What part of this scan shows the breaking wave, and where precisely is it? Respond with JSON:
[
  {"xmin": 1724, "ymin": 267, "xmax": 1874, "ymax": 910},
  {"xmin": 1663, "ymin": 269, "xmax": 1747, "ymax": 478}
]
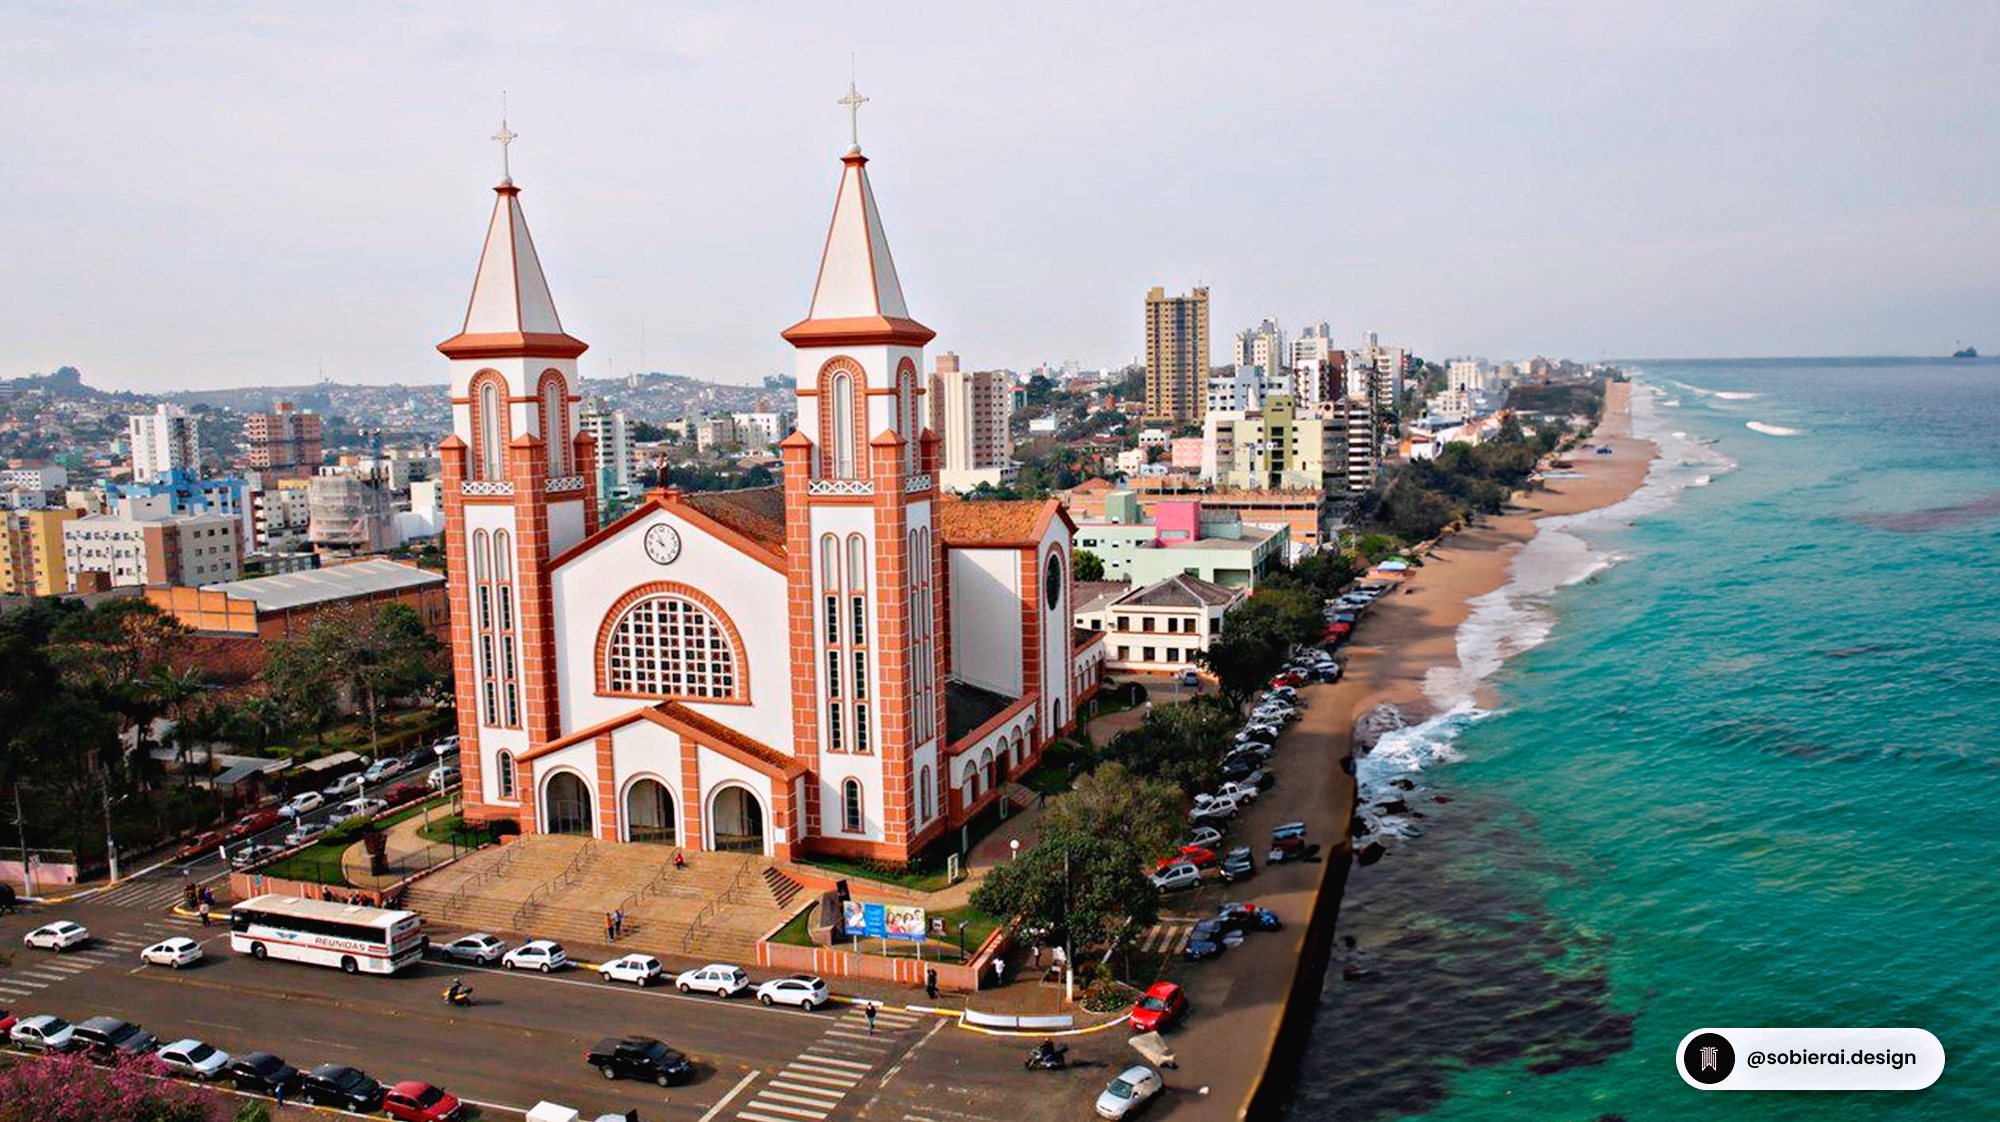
[{"xmin": 1746, "ymin": 421, "xmax": 1803, "ymax": 436}]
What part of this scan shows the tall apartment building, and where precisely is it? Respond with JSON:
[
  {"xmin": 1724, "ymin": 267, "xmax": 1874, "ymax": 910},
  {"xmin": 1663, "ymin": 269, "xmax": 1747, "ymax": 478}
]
[
  {"xmin": 1290, "ymin": 323, "xmax": 1345, "ymax": 409},
  {"xmin": 1203, "ymin": 395, "xmax": 1350, "ymax": 492},
  {"xmin": 1233, "ymin": 318, "xmax": 1286, "ymax": 384},
  {"xmin": 128, "ymin": 403, "xmax": 201, "ymax": 483},
  {"xmin": 929, "ymin": 351, "xmax": 1016, "ymax": 492},
  {"xmin": 1334, "ymin": 395, "xmax": 1379, "ymax": 492},
  {"xmin": 578, "ymin": 402, "xmax": 638, "ymax": 501},
  {"xmin": 1143, "ymin": 286, "xmax": 1211, "ymax": 425},
  {"xmin": 1204, "ymin": 365, "xmax": 1289, "ymax": 413},
  {"xmin": 1347, "ymin": 332, "xmax": 1408, "ymax": 411},
  {"xmin": 729, "ymin": 412, "xmax": 785, "ymax": 451},
  {"xmin": 1, "ymin": 507, "xmax": 82, "ymax": 595},
  {"xmin": 242, "ymin": 401, "xmax": 323, "ymax": 479},
  {"xmin": 62, "ymin": 509, "xmax": 241, "ymax": 589}
]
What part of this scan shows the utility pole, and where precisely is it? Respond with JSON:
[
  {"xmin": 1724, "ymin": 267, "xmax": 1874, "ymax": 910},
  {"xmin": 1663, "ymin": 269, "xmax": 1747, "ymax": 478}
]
[
  {"xmin": 14, "ymin": 786, "xmax": 33, "ymax": 897},
  {"xmin": 99, "ymin": 760, "xmax": 119, "ymax": 883},
  {"xmin": 1063, "ymin": 850, "xmax": 1074, "ymax": 1005}
]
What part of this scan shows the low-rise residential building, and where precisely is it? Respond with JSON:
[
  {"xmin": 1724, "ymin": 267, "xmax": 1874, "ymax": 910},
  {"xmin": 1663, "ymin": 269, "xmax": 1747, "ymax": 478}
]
[
  {"xmin": 1072, "ymin": 573, "xmax": 1245, "ymax": 676},
  {"xmin": 107, "ymin": 468, "xmax": 257, "ymax": 554},
  {"xmin": 1, "ymin": 507, "xmax": 82, "ymax": 595},
  {"xmin": 251, "ymin": 477, "xmax": 313, "ymax": 553},
  {"xmin": 1072, "ymin": 496, "xmax": 1287, "ymax": 589},
  {"xmin": 62, "ymin": 509, "xmax": 241, "ymax": 589},
  {"xmin": 0, "ymin": 466, "xmax": 69, "ymax": 510}
]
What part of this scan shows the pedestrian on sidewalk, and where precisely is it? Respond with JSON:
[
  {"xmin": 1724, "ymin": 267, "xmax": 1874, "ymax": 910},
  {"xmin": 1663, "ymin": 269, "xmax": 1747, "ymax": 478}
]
[
  {"xmin": 1032, "ymin": 944, "xmax": 1043, "ymax": 969},
  {"xmin": 992, "ymin": 956, "xmax": 1007, "ymax": 987},
  {"xmin": 925, "ymin": 969, "xmax": 939, "ymax": 1002},
  {"xmin": 1052, "ymin": 944, "xmax": 1067, "ymax": 976},
  {"xmin": 613, "ymin": 908, "xmax": 625, "ymax": 940},
  {"xmin": 864, "ymin": 1003, "xmax": 879, "ymax": 1034},
  {"xmin": 198, "ymin": 901, "xmax": 211, "ymax": 927},
  {"xmin": 605, "ymin": 911, "xmax": 616, "ymax": 941}
]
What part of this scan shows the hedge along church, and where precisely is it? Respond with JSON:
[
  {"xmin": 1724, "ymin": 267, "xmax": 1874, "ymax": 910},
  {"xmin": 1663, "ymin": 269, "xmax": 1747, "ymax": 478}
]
[{"xmin": 438, "ymin": 95, "xmax": 1105, "ymax": 864}]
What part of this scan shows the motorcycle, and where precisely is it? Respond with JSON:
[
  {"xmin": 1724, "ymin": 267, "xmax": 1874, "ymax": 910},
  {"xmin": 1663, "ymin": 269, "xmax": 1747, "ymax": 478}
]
[
  {"xmin": 443, "ymin": 985, "xmax": 474, "ymax": 1007},
  {"xmin": 1023, "ymin": 1042, "xmax": 1069, "ymax": 1071}
]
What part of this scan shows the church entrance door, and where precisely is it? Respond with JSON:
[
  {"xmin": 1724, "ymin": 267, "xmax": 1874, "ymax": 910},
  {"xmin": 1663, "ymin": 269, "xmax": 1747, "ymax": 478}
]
[
  {"xmin": 625, "ymin": 778, "xmax": 676, "ymax": 845},
  {"xmin": 544, "ymin": 771, "xmax": 594, "ymax": 836},
  {"xmin": 709, "ymin": 785, "xmax": 766, "ymax": 854}
]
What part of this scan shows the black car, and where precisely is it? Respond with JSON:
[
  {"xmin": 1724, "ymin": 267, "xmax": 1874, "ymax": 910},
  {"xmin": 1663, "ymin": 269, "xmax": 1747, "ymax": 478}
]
[
  {"xmin": 1220, "ymin": 756, "xmax": 1259, "ymax": 782},
  {"xmin": 587, "ymin": 1036, "xmax": 694, "ymax": 1086},
  {"xmin": 299, "ymin": 1063, "xmax": 385, "ymax": 1112},
  {"xmin": 228, "ymin": 1051, "xmax": 301, "ymax": 1096},
  {"xmin": 1218, "ymin": 847, "xmax": 1256, "ymax": 882},
  {"xmin": 1215, "ymin": 905, "xmax": 1284, "ymax": 933},
  {"xmin": 1181, "ymin": 933, "xmax": 1224, "ymax": 961},
  {"xmin": 71, "ymin": 1016, "xmax": 158, "ymax": 1063}
]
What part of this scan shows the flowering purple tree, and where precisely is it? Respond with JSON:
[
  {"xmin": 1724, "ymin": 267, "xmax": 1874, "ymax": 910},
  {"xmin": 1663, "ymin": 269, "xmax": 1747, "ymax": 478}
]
[{"xmin": 0, "ymin": 1052, "xmax": 223, "ymax": 1122}]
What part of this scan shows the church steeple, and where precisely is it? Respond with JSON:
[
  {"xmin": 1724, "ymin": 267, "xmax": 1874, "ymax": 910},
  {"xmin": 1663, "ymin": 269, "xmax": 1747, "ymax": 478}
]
[
  {"xmin": 781, "ymin": 88, "xmax": 934, "ymax": 350},
  {"xmin": 438, "ymin": 132, "xmax": 587, "ymax": 362}
]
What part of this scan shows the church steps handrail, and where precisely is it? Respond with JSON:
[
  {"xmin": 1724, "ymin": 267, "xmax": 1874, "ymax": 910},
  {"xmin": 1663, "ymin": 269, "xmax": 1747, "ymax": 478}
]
[{"xmin": 511, "ymin": 838, "xmax": 599, "ymax": 931}]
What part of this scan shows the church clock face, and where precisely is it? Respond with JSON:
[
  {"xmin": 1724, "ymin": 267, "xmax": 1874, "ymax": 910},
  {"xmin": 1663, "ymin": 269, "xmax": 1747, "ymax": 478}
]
[{"xmin": 644, "ymin": 524, "xmax": 682, "ymax": 565}]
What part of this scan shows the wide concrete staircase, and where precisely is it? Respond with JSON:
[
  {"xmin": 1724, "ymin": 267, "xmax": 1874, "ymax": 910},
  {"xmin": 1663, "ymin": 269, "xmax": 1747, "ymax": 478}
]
[{"xmin": 404, "ymin": 835, "xmax": 808, "ymax": 963}]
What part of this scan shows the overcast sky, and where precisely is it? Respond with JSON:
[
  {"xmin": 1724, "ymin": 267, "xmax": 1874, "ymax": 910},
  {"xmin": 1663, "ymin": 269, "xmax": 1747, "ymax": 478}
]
[{"xmin": 4, "ymin": 2, "xmax": 1996, "ymax": 391}]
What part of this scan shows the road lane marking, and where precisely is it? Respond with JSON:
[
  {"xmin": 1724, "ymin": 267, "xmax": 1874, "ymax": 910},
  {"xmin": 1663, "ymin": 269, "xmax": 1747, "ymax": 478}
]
[
  {"xmin": 737, "ymin": 1103, "xmax": 826, "ymax": 1120},
  {"xmin": 187, "ymin": 1019, "xmax": 242, "ymax": 1032},
  {"xmin": 774, "ymin": 1068, "xmax": 857, "ymax": 1087},
  {"xmin": 878, "ymin": 1017, "xmax": 947, "ymax": 1088},
  {"xmin": 757, "ymin": 1090, "xmax": 841, "ymax": 1108},
  {"xmin": 740, "ymin": 1112, "xmax": 813, "ymax": 1122},
  {"xmin": 767, "ymin": 1080, "xmax": 845, "ymax": 1099},
  {"xmin": 792, "ymin": 1054, "xmax": 870, "ymax": 1070},
  {"xmin": 297, "ymin": 1035, "xmax": 356, "ymax": 1051},
  {"xmin": 696, "ymin": 1069, "xmax": 759, "ymax": 1122}
]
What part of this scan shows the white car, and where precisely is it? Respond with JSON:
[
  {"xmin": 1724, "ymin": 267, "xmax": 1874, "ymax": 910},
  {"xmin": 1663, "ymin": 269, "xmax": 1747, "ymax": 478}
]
[
  {"xmin": 336, "ymin": 797, "xmax": 388, "ymax": 820},
  {"xmin": 1183, "ymin": 825, "xmax": 1223, "ymax": 850},
  {"xmin": 278, "ymin": 791, "xmax": 324, "ymax": 818},
  {"xmin": 755, "ymin": 974, "xmax": 829, "ymax": 1010},
  {"xmin": 1096, "ymin": 1065, "xmax": 1163, "ymax": 1119},
  {"xmin": 10, "ymin": 1014, "xmax": 75, "ymax": 1052},
  {"xmin": 1192, "ymin": 792, "xmax": 1241, "ymax": 815},
  {"xmin": 1216, "ymin": 780, "xmax": 1260, "ymax": 805},
  {"xmin": 363, "ymin": 757, "xmax": 404, "ymax": 784},
  {"xmin": 321, "ymin": 773, "xmax": 366, "ymax": 800},
  {"xmin": 228, "ymin": 843, "xmax": 281, "ymax": 869},
  {"xmin": 502, "ymin": 940, "xmax": 567, "ymax": 973},
  {"xmin": 23, "ymin": 921, "xmax": 88, "ymax": 951},
  {"xmin": 1151, "ymin": 862, "xmax": 1202, "ymax": 892},
  {"xmin": 600, "ymin": 954, "xmax": 664, "ymax": 987},
  {"xmin": 438, "ymin": 933, "xmax": 505, "ymax": 965},
  {"xmin": 425, "ymin": 765, "xmax": 461, "ymax": 790},
  {"xmin": 156, "ymin": 1038, "xmax": 231, "ymax": 1080},
  {"xmin": 140, "ymin": 936, "xmax": 204, "ymax": 969},
  {"xmin": 283, "ymin": 820, "xmax": 329, "ymax": 847},
  {"xmin": 675, "ymin": 963, "xmax": 751, "ymax": 997}
]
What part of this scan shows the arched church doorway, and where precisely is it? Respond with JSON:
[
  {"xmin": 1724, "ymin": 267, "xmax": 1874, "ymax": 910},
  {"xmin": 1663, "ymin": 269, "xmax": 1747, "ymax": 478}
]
[
  {"xmin": 709, "ymin": 785, "xmax": 767, "ymax": 854},
  {"xmin": 543, "ymin": 771, "xmax": 594, "ymax": 836},
  {"xmin": 624, "ymin": 778, "xmax": 676, "ymax": 845}
]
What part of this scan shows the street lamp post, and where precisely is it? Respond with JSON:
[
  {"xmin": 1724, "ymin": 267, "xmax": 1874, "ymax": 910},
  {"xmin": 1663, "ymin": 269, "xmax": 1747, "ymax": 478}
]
[{"xmin": 1009, "ymin": 839, "xmax": 1020, "ymax": 862}]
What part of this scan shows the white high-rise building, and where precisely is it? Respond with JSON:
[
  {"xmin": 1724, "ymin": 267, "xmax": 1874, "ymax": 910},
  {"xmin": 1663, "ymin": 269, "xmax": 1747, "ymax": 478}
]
[
  {"xmin": 579, "ymin": 402, "xmax": 638, "ymax": 501},
  {"xmin": 1347, "ymin": 333, "xmax": 1407, "ymax": 411},
  {"xmin": 1448, "ymin": 359, "xmax": 1495, "ymax": 394},
  {"xmin": 1205, "ymin": 365, "xmax": 1289, "ymax": 414},
  {"xmin": 929, "ymin": 352, "xmax": 1016, "ymax": 492},
  {"xmin": 128, "ymin": 403, "xmax": 201, "ymax": 483},
  {"xmin": 1233, "ymin": 317, "xmax": 1286, "ymax": 386},
  {"xmin": 1290, "ymin": 323, "xmax": 1341, "ymax": 409}
]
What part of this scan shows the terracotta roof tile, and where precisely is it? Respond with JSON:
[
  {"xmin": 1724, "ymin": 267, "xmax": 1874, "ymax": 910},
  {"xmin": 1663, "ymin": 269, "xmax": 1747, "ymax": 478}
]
[
  {"xmin": 680, "ymin": 487, "xmax": 788, "ymax": 555},
  {"xmin": 936, "ymin": 497, "xmax": 1055, "ymax": 546}
]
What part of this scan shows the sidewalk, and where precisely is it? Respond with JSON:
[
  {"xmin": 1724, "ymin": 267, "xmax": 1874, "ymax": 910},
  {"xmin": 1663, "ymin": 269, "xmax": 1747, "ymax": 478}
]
[{"xmin": 340, "ymin": 811, "xmax": 451, "ymax": 889}]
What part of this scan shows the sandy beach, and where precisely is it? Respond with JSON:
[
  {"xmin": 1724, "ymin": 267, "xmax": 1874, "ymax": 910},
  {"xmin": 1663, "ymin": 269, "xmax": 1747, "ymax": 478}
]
[{"xmin": 1336, "ymin": 380, "xmax": 1656, "ymax": 733}]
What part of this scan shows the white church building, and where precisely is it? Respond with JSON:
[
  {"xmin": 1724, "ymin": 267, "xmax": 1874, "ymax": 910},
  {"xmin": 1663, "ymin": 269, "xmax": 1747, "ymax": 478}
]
[{"xmin": 438, "ymin": 114, "xmax": 1106, "ymax": 864}]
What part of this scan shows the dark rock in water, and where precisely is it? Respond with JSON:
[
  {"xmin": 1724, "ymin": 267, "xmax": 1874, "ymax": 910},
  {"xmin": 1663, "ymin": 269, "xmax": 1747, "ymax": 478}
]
[
  {"xmin": 1357, "ymin": 841, "xmax": 1387, "ymax": 866},
  {"xmin": 1339, "ymin": 756, "xmax": 1356, "ymax": 776},
  {"xmin": 1375, "ymin": 798, "xmax": 1409, "ymax": 815},
  {"xmin": 1390, "ymin": 778, "xmax": 1416, "ymax": 791},
  {"xmin": 1432, "ymin": 795, "xmax": 1453, "ymax": 804},
  {"xmin": 1464, "ymin": 1038, "xmax": 1528, "ymax": 1065},
  {"xmin": 1411, "ymin": 811, "xmax": 1426, "ymax": 819}
]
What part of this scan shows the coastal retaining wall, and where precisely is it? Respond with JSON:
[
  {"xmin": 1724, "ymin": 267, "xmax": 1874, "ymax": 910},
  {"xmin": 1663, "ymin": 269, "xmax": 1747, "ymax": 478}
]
[{"xmin": 1241, "ymin": 849, "xmax": 1353, "ymax": 1120}]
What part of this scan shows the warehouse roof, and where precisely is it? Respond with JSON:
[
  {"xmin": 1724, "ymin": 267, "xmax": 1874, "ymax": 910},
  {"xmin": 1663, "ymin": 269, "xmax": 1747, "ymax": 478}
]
[{"xmin": 203, "ymin": 559, "xmax": 442, "ymax": 612}]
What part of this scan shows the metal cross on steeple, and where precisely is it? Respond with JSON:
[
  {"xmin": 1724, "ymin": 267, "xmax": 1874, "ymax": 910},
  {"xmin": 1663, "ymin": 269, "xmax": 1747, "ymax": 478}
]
[
  {"xmin": 838, "ymin": 79, "xmax": 869, "ymax": 153},
  {"xmin": 492, "ymin": 95, "xmax": 518, "ymax": 184}
]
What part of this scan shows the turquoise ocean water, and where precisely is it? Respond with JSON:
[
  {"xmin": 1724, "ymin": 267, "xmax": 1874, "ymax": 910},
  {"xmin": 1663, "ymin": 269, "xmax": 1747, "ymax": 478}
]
[{"xmin": 1284, "ymin": 358, "xmax": 2000, "ymax": 1121}]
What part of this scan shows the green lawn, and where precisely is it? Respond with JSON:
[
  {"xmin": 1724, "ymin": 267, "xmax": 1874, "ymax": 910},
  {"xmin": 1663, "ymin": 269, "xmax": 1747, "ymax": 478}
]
[
  {"xmin": 258, "ymin": 795, "xmax": 457, "ymax": 886},
  {"xmin": 792, "ymin": 854, "xmax": 954, "ymax": 894}
]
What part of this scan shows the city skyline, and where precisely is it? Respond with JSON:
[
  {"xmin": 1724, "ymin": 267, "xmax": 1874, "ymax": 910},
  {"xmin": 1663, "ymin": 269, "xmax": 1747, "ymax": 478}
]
[{"xmin": 5, "ymin": 2, "xmax": 1996, "ymax": 391}]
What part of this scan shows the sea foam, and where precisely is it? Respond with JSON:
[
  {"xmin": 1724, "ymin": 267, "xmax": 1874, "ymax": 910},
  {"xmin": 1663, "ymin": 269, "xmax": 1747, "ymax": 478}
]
[{"xmin": 1746, "ymin": 421, "xmax": 1804, "ymax": 436}]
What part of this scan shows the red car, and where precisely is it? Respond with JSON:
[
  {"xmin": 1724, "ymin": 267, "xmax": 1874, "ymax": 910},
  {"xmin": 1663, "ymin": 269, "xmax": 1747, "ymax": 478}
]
[
  {"xmin": 225, "ymin": 809, "xmax": 281, "ymax": 840},
  {"xmin": 1154, "ymin": 845, "xmax": 1218, "ymax": 871},
  {"xmin": 176, "ymin": 830, "xmax": 226, "ymax": 860},
  {"xmin": 383, "ymin": 1080, "xmax": 465, "ymax": 1122},
  {"xmin": 1269, "ymin": 672, "xmax": 1304, "ymax": 688},
  {"xmin": 0, "ymin": 1010, "xmax": 16, "ymax": 1037},
  {"xmin": 1128, "ymin": 981, "xmax": 1189, "ymax": 1032},
  {"xmin": 383, "ymin": 782, "xmax": 428, "ymax": 807}
]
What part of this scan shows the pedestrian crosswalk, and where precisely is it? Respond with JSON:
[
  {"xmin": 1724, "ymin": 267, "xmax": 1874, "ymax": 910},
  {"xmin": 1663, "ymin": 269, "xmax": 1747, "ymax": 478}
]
[
  {"xmin": 0, "ymin": 920, "xmax": 190, "ymax": 1004},
  {"xmin": 90, "ymin": 875, "xmax": 197, "ymax": 911},
  {"xmin": 734, "ymin": 1004, "xmax": 925, "ymax": 1122},
  {"xmin": 1136, "ymin": 917, "xmax": 1194, "ymax": 955}
]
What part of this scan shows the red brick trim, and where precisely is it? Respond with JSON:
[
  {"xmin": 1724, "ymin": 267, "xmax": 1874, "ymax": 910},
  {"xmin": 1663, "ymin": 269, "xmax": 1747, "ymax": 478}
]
[{"xmin": 592, "ymin": 580, "xmax": 751, "ymax": 705}]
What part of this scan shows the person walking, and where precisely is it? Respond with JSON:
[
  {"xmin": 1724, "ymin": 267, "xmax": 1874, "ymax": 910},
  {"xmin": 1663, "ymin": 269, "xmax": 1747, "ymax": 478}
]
[
  {"xmin": 198, "ymin": 901, "xmax": 211, "ymax": 927},
  {"xmin": 605, "ymin": 911, "xmax": 616, "ymax": 942},
  {"xmin": 992, "ymin": 956, "xmax": 1007, "ymax": 987},
  {"xmin": 864, "ymin": 1003, "xmax": 879, "ymax": 1034},
  {"xmin": 924, "ymin": 969, "xmax": 939, "ymax": 1002},
  {"xmin": 613, "ymin": 909, "xmax": 626, "ymax": 940}
]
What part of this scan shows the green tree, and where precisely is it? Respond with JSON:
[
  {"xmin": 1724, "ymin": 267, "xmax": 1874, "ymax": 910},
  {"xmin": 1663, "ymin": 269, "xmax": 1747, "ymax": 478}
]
[
  {"xmin": 1038, "ymin": 763, "xmax": 1184, "ymax": 863},
  {"xmin": 1071, "ymin": 549, "xmax": 1105, "ymax": 583},
  {"xmin": 970, "ymin": 828, "xmax": 1158, "ymax": 952},
  {"xmin": 1101, "ymin": 697, "xmax": 1238, "ymax": 796}
]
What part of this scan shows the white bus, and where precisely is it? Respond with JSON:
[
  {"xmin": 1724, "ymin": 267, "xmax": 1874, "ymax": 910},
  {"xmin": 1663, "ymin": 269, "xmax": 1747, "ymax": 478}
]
[{"xmin": 229, "ymin": 894, "xmax": 426, "ymax": 975}]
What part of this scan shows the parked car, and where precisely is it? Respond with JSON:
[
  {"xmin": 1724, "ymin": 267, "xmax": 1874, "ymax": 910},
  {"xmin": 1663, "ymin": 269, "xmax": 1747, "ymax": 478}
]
[
  {"xmin": 1177, "ymin": 669, "xmax": 1200, "ymax": 687},
  {"xmin": 1215, "ymin": 781, "xmax": 1260, "ymax": 805},
  {"xmin": 10, "ymin": 1014, "xmax": 75, "ymax": 1052},
  {"xmin": 156, "ymin": 1038, "xmax": 231, "ymax": 1080},
  {"xmin": 382, "ymin": 782, "xmax": 429, "ymax": 807},
  {"xmin": 363, "ymin": 757, "xmax": 405, "ymax": 784},
  {"xmin": 298, "ymin": 1063, "xmax": 386, "ymax": 1112},
  {"xmin": 426, "ymin": 765, "xmax": 461, "ymax": 790},
  {"xmin": 1188, "ymin": 918, "xmax": 1243, "ymax": 951},
  {"xmin": 175, "ymin": 830, "xmax": 226, "ymax": 861},
  {"xmin": 71, "ymin": 1016, "xmax": 158, "ymax": 1063},
  {"xmin": 600, "ymin": 954, "xmax": 664, "ymax": 987},
  {"xmin": 1220, "ymin": 756, "xmax": 1260, "ymax": 784},
  {"xmin": 229, "ymin": 843, "xmax": 282, "ymax": 869},
  {"xmin": 675, "ymin": 963, "xmax": 750, "ymax": 997},
  {"xmin": 23, "ymin": 921, "xmax": 88, "ymax": 951},
  {"xmin": 1154, "ymin": 845, "xmax": 1217, "ymax": 870},
  {"xmin": 755, "ymin": 974, "xmax": 829, "ymax": 1010},
  {"xmin": 0, "ymin": 1010, "xmax": 14, "ymax": 1038},
  {"xmin": 283, "ymin": 820, "xmax": 330, "ymax": 847},
  {"xmin": 1127, "ymin": 981, "xmax": 1190, "ymax": 1032},
  {"xmin": 1096, "ymin": 1065, "xmax": 1164, "ymax": 1120},
  {"xmin": 1188, "ymin": 803, "xmax": 1234, "ymax": 827},
  {"xmin": 278, "ymin": 792, "xmax": 324, "ymax": 818},
  {"xmin": 140, "ymin": 936, "xmax": 204, "ymax": 969},
  {"xmin": 438, "ymin": 933, "xmax": 505, "ymax": 965},
  {"xmin": 502, "ymin": 940, "xmax": 567, "ymax": 973},
  {"xmin": 225, "ymin": 808, "xmax": 281, "ymax": 840},
  {"xmin": 322, "ymin": 772, "xmax": 367, "ymax": 800},
  {"xmin": 1268, "ymin": 835, "xmax": 1310, "ymax": 864},
  {"xmin": 585, "ymin": 1036, "xmax": 694, "ymax": 1086},
  {"xmin": 1269, "ymin": 672, "xmax": 1304, "ymax": 688},
  {"xmin": 383, "ymin": 1079, "xmax": 467, "ymax": 1122},
  {"xmin": 1150, "ymin": 862, "xmax": 1201, "ymax": 893},
  {"xmin": 336, "ymin": 797, "xmax": 389, "ymax": 820},
  {"xmin": 1181, "ymin": 929, "xmax": 1225, "ymax": 961},
  {"xmin": 1181, "ymin": 825, "xmax": 1223, "ymax": 850},
  {"xmin": 1192, "ymin": 792, "xmax": 1242, "ymax": 816},
  {"xmin": 1215, "ymin": 903, "xmax": 1284, "ymax": 932},
  {"xmin": 1218, "ymin": 847, "xmax": 1256, "ymax": 882},
  {"xmin": 227, "ymin": 1051, "xmax": 301, "ymax": 1096}
]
